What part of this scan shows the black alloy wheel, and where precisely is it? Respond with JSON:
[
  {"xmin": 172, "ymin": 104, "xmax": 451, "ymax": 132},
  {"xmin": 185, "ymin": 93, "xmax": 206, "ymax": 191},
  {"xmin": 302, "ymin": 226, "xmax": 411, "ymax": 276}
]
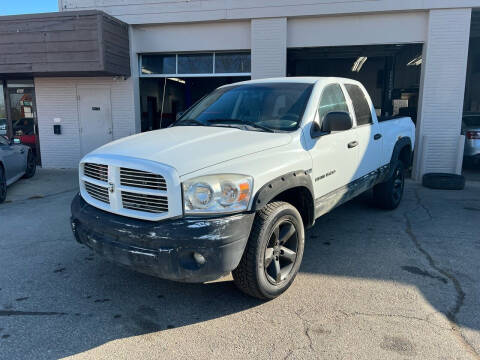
[
  {"xmin": 373, "ymin": 160, "xmax": 405, "ymax": 210},
  {"xmin": 232, "ymin": 201, "xmax": 305, "ymax": 300},
  {"xmin": 0, "ymin": 167, "xmax": 6, "ymax": 204},
  {"xmin": 264, "ymin": 219, "xmax": 299, "ymax": 284},
  {"xmin": 392, "ymin": 165, "xmax": 405, "ymax": 205},
  {"xmin": 23, "ymin": 151, "xmax": 36, "ymax": 179}
]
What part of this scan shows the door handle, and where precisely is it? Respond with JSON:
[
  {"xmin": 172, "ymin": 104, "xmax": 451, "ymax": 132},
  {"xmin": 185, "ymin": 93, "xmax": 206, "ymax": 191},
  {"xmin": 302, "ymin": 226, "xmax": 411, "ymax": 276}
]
[
  {"xmin": 374, "ymin": 133, "xmax": 382, "ymax": 140},
  {"xmin": 348, "ymin": 141, "xmax": 359, "ymax": 149},
  {"xmin": 20, "ymin": 149, "xmax": 25, "ymax": 154}
]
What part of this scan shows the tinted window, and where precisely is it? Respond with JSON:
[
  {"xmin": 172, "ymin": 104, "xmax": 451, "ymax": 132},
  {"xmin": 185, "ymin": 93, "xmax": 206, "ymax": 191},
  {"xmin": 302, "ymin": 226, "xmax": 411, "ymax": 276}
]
[
  {"xmin": 141, "ymin": 54, "xmax": 176, "ymax": 75},
  {"xmin": 463, "ymin": 116, "xmax": 480, "ymax": 127},
  {"xmin": 345, "ymin": 84, "xmax": 372, "ymax": 126},
  {"xmin": 215, "ymin": 52, "xmax": 251, "ymax": 73},
  {"xmin": 318, "ymin": 84, "xmax": 349, "ymax": 125},
  {"xmin": 177, "ymin": 83, "xmax": 313, "ymax": 132},
  {"xmin": 178, "ymin": 53, "xmax": 213, "ymax": 74}
]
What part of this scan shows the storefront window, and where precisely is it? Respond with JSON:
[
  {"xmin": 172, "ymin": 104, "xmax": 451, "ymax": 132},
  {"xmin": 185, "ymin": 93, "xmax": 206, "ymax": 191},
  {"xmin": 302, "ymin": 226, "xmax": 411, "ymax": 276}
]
[
  {"xmin": 140, "ymin": 52, "xmax": 251, "ymax": 76},
  {"xmin": 178, "ymin": 53, "xmax": 213, "ymax": 74},
  {"xmin": 0, "ymin": 84, "xmax": 6, "ymax": 136},
  {"xmin": 141, "ymin": 54, "xmax": 176, "ymax": 75},
  {"xmin": 215, "ymin": 52, "xmax": 251, "ymax": 73}
]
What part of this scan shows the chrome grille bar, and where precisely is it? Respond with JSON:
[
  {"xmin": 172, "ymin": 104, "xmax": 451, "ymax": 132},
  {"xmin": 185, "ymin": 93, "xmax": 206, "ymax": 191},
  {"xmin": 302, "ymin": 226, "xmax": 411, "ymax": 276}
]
[
  {"xmin": 84, "ymin": 163, "xmax": 108, "ymax": 182},
  {"xmin": 121, "ymin": 191, "xmax": 168, "ymax": 213},
  {"xmin": 85, "ymin": 181, "xmax": 109, "ymax": 204},
  {"xmin": 120, "ymin": 168, "xmax": 167, "ymax": 191}
]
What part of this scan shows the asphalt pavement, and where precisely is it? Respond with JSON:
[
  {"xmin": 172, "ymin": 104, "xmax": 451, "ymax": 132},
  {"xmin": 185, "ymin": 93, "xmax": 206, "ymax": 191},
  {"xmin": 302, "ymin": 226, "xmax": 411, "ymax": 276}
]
[{"xmin": 0, "ymin": 169, "xmax": 479, "ymax": 359}]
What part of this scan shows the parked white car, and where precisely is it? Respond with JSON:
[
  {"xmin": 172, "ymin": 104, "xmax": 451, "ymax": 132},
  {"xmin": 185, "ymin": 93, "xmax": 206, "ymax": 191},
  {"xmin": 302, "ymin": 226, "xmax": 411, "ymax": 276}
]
[
  {"xmin": 0, "ymin": 136, "xmax": 36, "ymax": 203},
  {"xmin": 71, "ymin": 77, "xmax": 415, "ymax": 299}
]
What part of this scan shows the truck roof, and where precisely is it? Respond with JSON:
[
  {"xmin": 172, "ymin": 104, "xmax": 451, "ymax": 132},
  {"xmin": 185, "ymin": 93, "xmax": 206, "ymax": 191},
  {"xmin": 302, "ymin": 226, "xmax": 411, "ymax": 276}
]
[{"xmin": 219, "ymin": 76, "xmax": 362, "ymax": 88}]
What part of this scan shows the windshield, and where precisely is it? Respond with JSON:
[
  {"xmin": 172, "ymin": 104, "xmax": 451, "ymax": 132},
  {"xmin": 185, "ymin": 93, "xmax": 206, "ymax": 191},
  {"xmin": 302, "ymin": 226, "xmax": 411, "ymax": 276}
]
[
  {"xmin": 175, "ymin": 82, "xmax": 313, "ymax": 132},
  {"xmin": 463, "ymin": 115, "xmax": 480, "ymax": 127}
]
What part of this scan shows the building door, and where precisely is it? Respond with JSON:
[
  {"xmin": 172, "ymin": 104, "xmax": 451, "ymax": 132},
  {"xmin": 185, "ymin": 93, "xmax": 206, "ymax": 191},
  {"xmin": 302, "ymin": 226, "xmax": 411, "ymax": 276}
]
[{"xmin": 78, "ymin": 87, "xmax": 112, "ymax": 156}]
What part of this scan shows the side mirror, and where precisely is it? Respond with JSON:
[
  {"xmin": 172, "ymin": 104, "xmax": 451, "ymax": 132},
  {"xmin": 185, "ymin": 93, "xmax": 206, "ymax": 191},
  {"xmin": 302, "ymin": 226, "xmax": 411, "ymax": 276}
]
[{"xmin": 322, "ymin": 112, "xmax": 353, "ymax": 132}]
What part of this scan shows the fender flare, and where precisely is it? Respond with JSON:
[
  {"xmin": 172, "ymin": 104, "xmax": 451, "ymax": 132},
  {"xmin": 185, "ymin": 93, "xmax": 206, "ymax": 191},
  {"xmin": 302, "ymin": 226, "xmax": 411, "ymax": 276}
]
[
  {"xmin": 386, "ymin": 137, "xmax": 412, "ymax": 178},
  {"xmin": 251, "ymin": 170, "xmax": 315, "ymax": 226}
]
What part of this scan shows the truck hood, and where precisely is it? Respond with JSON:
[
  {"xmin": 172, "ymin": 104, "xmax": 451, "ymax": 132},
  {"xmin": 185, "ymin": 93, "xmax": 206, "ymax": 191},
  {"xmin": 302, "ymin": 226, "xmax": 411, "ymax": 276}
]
[{"xmin": 90, "ymin": 126, "xmax": 292, "ymax": 176}]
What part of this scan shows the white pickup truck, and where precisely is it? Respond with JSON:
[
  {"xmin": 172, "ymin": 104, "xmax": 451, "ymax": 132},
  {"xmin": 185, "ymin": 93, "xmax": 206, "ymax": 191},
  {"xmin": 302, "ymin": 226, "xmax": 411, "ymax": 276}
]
[{"xmin": 71, "ymin": 77, "xmax": 415, "ymax": 299}]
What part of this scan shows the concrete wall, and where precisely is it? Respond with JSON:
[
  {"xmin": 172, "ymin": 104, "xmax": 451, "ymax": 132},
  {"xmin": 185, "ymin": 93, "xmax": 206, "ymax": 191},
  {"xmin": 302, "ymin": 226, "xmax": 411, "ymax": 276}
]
[
  {"xmin": 59, "ymin": 0, "xmax": 480, "ymax": 24},
  {"xmin": 287, "ymin": 12, "xmax": 427, "ymax": 47},
  {"xmin": 251, "ymin": 18, "xmax": 286, "ymax": 79},
  {"xmin": 35, "ymin": 77, "xmax": 136, "ymax": 168},
  {"xmin": 413, "ymin": 8, "xmax": 472, "ymax": 178}
]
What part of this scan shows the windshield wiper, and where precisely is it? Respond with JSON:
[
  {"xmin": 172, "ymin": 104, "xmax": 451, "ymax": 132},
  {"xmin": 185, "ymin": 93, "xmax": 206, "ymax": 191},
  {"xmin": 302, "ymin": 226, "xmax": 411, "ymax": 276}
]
[
  {"xmin": 173, "ymin": 119, "xmax": 205, "ymax": 127},
  {"xmin": 206, "ymin": 119, "xmax": 275, "ymax": 133}
]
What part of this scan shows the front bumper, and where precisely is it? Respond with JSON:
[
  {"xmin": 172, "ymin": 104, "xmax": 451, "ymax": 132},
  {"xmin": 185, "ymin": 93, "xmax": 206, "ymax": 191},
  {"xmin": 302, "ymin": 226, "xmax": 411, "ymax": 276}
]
[{"xmin": 70, "ymin": 194, "xmax": 255, "ymax": 283}]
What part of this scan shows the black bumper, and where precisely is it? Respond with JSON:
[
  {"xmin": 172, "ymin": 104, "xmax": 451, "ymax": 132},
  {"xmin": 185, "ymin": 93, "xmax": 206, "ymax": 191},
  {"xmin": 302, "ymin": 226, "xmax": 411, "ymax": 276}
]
[{"xmin": 70, "ymin": 194, "xmax": 255, "ymax": 283}]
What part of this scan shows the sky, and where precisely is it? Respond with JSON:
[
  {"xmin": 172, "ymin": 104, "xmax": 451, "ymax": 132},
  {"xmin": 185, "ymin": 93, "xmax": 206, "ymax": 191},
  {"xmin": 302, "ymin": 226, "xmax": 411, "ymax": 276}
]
[{"xmin": 0, "ymin": 0, "xmax": 59, "ymax": 16}]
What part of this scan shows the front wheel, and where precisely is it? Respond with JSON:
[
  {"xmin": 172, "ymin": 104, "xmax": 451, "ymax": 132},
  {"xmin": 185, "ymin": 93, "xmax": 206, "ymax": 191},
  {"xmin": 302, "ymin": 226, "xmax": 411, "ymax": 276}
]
[
  {"xmin": 0, "ymin": 166, "xmax": 7, "ymax": 204},
  {"xmin": 23, "ymin": 151, "xmax": 36, "ymax": 179},
  {"xmin": 373, "ymin": 161, "xmax": 405, "ymax": 210},
  {"xmin": 232, "ymin": 201, "xmax": 305, "ymax": 300}
]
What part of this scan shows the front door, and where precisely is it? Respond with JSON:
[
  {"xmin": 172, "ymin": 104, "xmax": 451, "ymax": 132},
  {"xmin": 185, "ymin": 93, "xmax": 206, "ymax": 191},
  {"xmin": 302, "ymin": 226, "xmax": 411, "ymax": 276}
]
[
  {"xmin": 78, "ymin": 87, "xmax": 113, "ymax": 156},
  {"xmin": 308, "ymin": 83, "xmax": 359, "ymax": 200}
]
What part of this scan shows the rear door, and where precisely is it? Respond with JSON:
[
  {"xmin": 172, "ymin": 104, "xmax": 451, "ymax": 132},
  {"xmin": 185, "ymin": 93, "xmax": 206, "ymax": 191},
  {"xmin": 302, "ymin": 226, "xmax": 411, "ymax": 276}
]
[
  {"xmin": 308, "ymin": 83, "xmax": 359, "ymax": 199},
  {"xmin": 344, "ymin": 83, "xmax": 383, "ymax": 178}
]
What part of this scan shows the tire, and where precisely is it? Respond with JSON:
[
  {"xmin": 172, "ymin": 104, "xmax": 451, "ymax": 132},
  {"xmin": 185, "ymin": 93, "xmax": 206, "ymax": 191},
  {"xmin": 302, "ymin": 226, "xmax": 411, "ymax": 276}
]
[
  {"xmin": 232, "ymin": 201, "xmax": 305, "ymax": 300},
  {"xmin": 373, "ymin": 161, "xmax": 405, "ymax": 210},
  {"xmin": 0, "ymin": 166, "xmax": 6, "ymax": 204},
  {"xmin": 23, "ymin": 151, "xmax": 36, "ymax": 179},
  {"xmin": 422, "ymin": 173, "xmax": 465, "ymax": 190}
]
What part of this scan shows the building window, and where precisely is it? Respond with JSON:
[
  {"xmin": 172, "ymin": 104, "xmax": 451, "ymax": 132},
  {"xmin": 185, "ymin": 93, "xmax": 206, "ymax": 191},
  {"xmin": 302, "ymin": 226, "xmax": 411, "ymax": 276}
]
[
  {"xmin": 141, "ymin": 54, "xmax": 176, "ymax": 75},
  {"xmin": 178, "ymin": 53, "xmax": 213, "ymax": 74},
  {"xmin": 139, "ymin": 51, "xmax": 251, "ymax": 76},
  {"xmin": 215, "ymin": 52, "xmax": 251, "ymax": 73}
]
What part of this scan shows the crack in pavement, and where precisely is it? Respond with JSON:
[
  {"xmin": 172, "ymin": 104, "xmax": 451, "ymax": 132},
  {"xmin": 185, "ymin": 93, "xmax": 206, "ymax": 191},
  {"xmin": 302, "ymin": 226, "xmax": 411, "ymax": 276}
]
[
  {"xmin": 403, "ymin": 188, "xmax": 480, "ymax": 359},
  {"xmin": 0, "ymin": 310, "xmax": 66, "ymax": 316},
  {"xmin": 338, "ymin": 310, "xmax": 451, "ymax": 333},
  {"xmin": 283, "ymin": 309, "xmax": 316, "ymax": 359}
]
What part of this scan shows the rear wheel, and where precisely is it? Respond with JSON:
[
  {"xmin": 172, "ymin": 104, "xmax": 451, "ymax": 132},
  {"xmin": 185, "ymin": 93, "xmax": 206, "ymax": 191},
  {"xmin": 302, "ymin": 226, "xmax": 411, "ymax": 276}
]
[
  {"xmin": 0, "ymin": 166, "xmax": 6, "ymax": 204},
  {"xmin": 232, "ymin": 201, "xmax": 305, "ymax": 300},
  {"xmin": 23, "ymin": 151, "xmax": 36, "ymax": 179},
  {"xmin": 373, "ymin": 161, "xmax": 405, "ymax": 210}
]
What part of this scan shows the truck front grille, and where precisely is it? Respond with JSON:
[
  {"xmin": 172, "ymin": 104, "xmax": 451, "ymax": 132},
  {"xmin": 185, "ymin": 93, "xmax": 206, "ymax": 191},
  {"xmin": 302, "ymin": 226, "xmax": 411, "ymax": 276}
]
[
  {"xmin": 80, "ymin": 160, "xmax": 175, "ymax": 221},
  {"xmin": 121, "ymin": 191, "xmax": 168, "ymax": 213},
  {"xmin": 120, "ymin": 168, "xmax": 167, "ymax": 191},
  {"xmin": 84, "ymin": 181, "xmax": 110, "ymax": 204},
  {"xmin": 83, "ymin": 163, "xmax": 108, "ymax": 182}
]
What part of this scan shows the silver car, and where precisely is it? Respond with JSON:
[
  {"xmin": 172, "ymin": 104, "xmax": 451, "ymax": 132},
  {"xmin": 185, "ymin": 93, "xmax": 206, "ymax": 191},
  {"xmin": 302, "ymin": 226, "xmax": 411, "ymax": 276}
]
[
  {"xmin": 462, "ymin": 114, "xmax": 480, "ymax": 165},
  {"xmin": 0, "ymin": 136, "xmax": 36, "ymax": 203}
]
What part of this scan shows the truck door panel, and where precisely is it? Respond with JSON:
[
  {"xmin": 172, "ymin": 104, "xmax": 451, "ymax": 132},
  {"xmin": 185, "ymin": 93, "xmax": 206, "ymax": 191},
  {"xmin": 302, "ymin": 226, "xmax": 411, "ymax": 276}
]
[
  {"xmin": 344, "ymin": 84, "xmax": 383, "ymax": 178},
  {"xmin": 307, "ymin": 83, "xmax": 359, "ymax": 200}
]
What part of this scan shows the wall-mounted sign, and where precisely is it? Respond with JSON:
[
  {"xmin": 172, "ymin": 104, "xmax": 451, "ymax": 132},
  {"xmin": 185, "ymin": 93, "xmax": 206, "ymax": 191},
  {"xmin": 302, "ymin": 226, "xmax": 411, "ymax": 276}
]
[
  {"xmin": 16, "ymin": 89, "xmax": 24, "ymax": 94},
  {"xmin": 92, "ymin": 107, "xmax": 100, "ymax": 111}
]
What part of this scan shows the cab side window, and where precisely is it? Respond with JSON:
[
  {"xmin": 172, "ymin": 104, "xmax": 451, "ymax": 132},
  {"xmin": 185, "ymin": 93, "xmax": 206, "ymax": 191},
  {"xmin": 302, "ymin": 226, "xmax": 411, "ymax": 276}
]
[
  {"xmin": 0, "ymin": 136, "xmax": 8, "ymax": 146},
  {"xmin": 318, "ymin": 84, "xmax": 349, "ymax": 128},
  {"xmin": 345, "ymin": 84, "xmax": 372, "ymax": 126}
]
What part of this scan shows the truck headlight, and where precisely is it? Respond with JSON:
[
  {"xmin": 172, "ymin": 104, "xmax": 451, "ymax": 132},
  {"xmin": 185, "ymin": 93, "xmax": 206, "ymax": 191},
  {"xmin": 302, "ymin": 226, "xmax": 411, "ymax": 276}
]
[{"xmin": 183, "ymin": 174, "xmax": 253, "ymax": 215}]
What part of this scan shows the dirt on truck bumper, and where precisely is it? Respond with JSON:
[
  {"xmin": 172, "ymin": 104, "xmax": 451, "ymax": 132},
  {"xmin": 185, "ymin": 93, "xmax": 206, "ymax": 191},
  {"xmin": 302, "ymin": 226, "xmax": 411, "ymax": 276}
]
[{"xmin": 70, "ymin": 194, "xmax": 255, "ymax": 283}]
